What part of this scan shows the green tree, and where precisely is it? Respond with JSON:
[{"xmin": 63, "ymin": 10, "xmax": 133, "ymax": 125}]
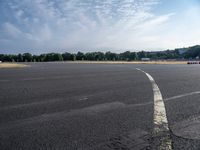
[
  {"xmin": 76, "ymin": 52, "xmax": 85, "ymax": 60},
  {"xmin": 105, "ymin": 51, "xmax": 117, "ymax": 61},
  {"xmin": 23, "ymin": 53, "xmax": 32, "ymax": 62},
  {"xmin": 17, "ymin": 53, "xmax": 23, "ymax": 62},
  {"xmin": 54, "ymin": 53, "xmax": 63, "ymax": 61},
  {"xmin": 95, "ymin": 52, "xmax": 105, "ymax": 61},
  {"xmin": 62, "ymin": 52, "xmax": 73, "ymax": 61},
  {"xmin": 137, "ymin": 51, "xmax": 146, "ymax": 60}
]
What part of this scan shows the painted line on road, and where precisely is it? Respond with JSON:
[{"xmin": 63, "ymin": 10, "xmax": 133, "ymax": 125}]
[
  {"xmin": 79, "ymin": 97, "xmax": 89, "ymax": 101},
  {"xmin": 165, "ymin": 91, "xmax": 200, "ymax": 101},
  {"xmin": 0, "ymin": 80, "xmax": 10, "ymax": 82},
  {"xmin": 136, "ymin": 68, "xmax": 172, "ymax": 150}
]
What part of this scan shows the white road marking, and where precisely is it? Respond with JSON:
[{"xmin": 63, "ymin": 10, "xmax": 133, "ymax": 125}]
[
  {"xmin": 165, "ymin": 91, "xmax": 200, "ymax": 101},
  {"xmin": 79, "ymin": 97, "xmax": 89, "ymax": 101},
  {"xmin": 0, "ymin": 80, "xmax": 10, "ymax": 82},
  {"xmin": 136, "ymin": 68, "xmax": 172, "ymax": 150}
]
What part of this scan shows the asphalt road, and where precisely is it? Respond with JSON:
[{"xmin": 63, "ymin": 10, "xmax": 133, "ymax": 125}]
[{"xmin": 0, "ymin": 62, "xmax": 200, "ymax": 150}]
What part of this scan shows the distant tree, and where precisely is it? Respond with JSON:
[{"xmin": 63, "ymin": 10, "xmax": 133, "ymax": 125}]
[
  {"xmin": 130, "ymin": 52, "xmax": 136, "ymax": 60},
  {"xmin": 39, "ymin": 54, "xmax": 46, "ymax": 62},
  {"xmin": 0, "ymin": 54, "xmax": 4, "ymax": 61},
  {"xmin": 76, "ymin": 52, "xmax": 85, "ymax": 60},
  {"xmin": 17, "ymin": 53, "xmax": 23, "ymax": 62},
  {"xmin": 32, "ymin": 55, "xmax": 40, "ymax": 62},
  {"xmin": 44, "ymin": 53, "xmax": 53, "ymax": 61},
  {"xmin": 23, "ymin": 53, "xmax": 32, "ymax": 62},
  {"xmin": 119, "ymin": 51, "xmax": 130, "ymax": 60},
  {"xmin": 105, "ymin": 51, "xmax": 117, "ymax": 61},
  {"xmin": 43, "ymin": 53, "xmax": 63, "ymax": 61},
  {"xmin": 119, "ymin": 51, "xmax": 136, "ymax": 61},
  {"xmin": 53, "ymin": 53, "xmax": 63, "ymax": 61},
  {"xmin": 95, "ymin": 52, "xmax": 105, "ymax": 61},
  {"xmin": 73, "ymin": 54, "xmax": 76, "ymax": 61},
  {"xmin": 11, "ymin": 55, "xmax": 17, "ymax": 62},
  {"xmin": 85, "ymin": 52, "xmax": 95, "ymax": 60},
  {"xmin": 1, "ymin": 45, "xmax": 199, "ymax": 62},
  {"xmin": 137, "ymin": 51, "xmax": 146, "ymax": 59},
  {"xmin": 62, "ymin": 52, "xmax": 73, "ymax": 61},
  {"xmin": 2, "ymin": 55, "xmax": 13, "ymax": 62},
  {"xmin": 184, "ymin": 45, "xmax": 200, "ymax": 59}
]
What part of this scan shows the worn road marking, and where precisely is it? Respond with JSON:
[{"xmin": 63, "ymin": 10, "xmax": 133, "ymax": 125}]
[
  {"xmin": 79, "ymin": 97, "xmax": 89, "ymax": 101},
  {"xmin": 136, "ymin": 68, "xmax": 172, "ymax": 150},
  {"xmin": 165, "ymin": 91, "xmax": 200, "ymax": 101}
]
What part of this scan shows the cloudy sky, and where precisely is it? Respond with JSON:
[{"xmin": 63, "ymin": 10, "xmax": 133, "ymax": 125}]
[{"xmin": 0, "ymin": 0, "xmax": 200, "ymax": 54}]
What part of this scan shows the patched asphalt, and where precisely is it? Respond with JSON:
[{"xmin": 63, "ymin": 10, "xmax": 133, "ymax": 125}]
[{"xmin": 0, "ymin": 63, "xmax": 200, "ymax": 149}]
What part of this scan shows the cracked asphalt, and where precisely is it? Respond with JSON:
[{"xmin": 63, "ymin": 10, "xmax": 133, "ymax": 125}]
[{"xmin": 1, "ymin": 62, "xmax": 200, "ymax": 150}]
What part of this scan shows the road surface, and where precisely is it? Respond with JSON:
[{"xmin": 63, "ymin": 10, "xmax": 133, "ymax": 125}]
[{"xmin": 1, "ymin": 62, "xmax": 200, "ymax": 150}]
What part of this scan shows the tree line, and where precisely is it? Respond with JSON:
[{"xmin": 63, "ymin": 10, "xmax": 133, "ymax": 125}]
[{"xmin": 0, "ymin": 45, "xmax": 200, "ymax": 62}]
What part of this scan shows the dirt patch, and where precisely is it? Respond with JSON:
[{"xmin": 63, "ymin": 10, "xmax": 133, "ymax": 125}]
[{"xmin": 0, "ymin": 63, "xmax": 29, "ymax": 68}]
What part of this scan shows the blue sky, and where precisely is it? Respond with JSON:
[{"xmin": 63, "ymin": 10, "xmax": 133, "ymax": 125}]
[{"xmin": 0, "ymin": 0, "xmax": 200, "ymax": 54}]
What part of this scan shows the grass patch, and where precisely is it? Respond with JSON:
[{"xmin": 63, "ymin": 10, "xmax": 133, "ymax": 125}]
[{"xmin": 0, "ymin": 63, "xmax": 29, "ymax": 68}]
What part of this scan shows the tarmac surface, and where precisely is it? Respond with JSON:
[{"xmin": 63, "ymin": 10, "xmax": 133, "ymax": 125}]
[{"xmin": 1, "ymin": 62, "xmax": 200, "ymax": 150}]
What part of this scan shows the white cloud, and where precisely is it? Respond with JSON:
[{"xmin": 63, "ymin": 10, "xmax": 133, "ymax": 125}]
[
  {"xmin": 38, "ymin": 24, "xmax": 52, "ymax": 41},
  {"xmin": 1, "ymin": 0, "xmax": 181, "ymax": 52},
  {"xmin": 16, "ymin": 10, "xmax": 24, "ymax": 17},
  {"xmin": 137, "ymin": 13, "xmax": 175, "ymax": 31},
  {"xmin": 3, "ymin": 22, "xmax": 22, "ymax": 38},
  {"xmin": 152, "ymin": 5, "xmax": 200, "ymax": 50}
]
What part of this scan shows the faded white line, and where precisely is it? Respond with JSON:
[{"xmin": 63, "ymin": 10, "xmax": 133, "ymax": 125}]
[
  {"xmin": 0, "ymin": 80, "xmax": 10, "ymax": 82},
  {"xmin": 136, "ymin": 68, "xmax": 172, "ymax": 150},
  {"xmin": 165, "ymin": 91, "xmax": 200, "ymax": 101},
  {"xmin": 79, "ymin": 97, "xmax": 89, "ymax": 101}
]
